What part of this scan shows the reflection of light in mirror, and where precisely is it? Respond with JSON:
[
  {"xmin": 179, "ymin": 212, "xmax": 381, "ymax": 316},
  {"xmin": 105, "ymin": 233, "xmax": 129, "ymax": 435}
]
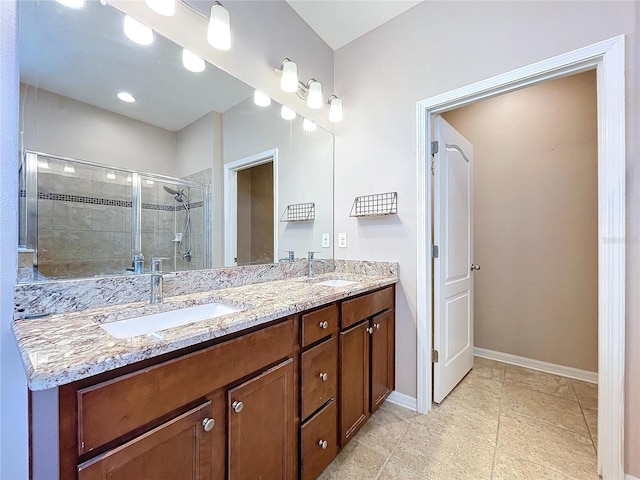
[
  {"xmin": 37, "ymin": 159, "xmax": 50, "ymax": 170},
  {"xmin": 117, "ymin": 92, "xmax": 136, "ymax": 103},
  {"xmin": 303, "ymin": 118, "xmax": 317, "ymax": 132},
  {"xmin": 207, "ymin": 2, "xmax": 231, "ymax": 51},
  {"xmin": 64, "ymin": 164, "xmax": 75, "ymax": 174},
  {"xmin": 56, "ymin": 0, "xmax": 84, "ymax": 9},
  {"xmin": 307, "ymin": 80, "xmax": 323, "ymax": 109},
  {"xmin": 281, "ymin": 106, "xmax": 296, "ymax": 120},
  {"xmin": 328, "ymin": 96, "xmax": 343, "ymax": 123},
  {"xmin": 124, "ymin": 15, "xmax": 154, "ymax": 46},
  {"xmin": 182, "ymin": 49, "xmax": 205, "ymax": 73},
  {"xmin": 126, "ymin": 175, "xmax": 132, "ymax": 183},
  {"xmin": 145, "ymin": 0, "xmax": 175, "ymax": 17},
  {"xmin": 106, "ymin": 171, "xmax": 116, "ymax": 180},
  {"xmin": 253, "ymin": 90, "xmax": 271, "ymax": 107},
  {"xmin": 280, "ymin": 59, "xmax": 298, "ymax": 93},
  {"xmin": 145, "ymin": 179, "xmax": 155, "ymax": 185}
]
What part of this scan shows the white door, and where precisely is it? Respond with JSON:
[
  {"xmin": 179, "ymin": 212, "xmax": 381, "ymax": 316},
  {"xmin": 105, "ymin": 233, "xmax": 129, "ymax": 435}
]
[{"xmin": 433, "ymin": 116, "xmax": 476, "ymax": 403}]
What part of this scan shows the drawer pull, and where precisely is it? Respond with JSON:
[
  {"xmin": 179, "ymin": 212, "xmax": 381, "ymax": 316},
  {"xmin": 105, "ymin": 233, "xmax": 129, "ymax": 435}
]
[
  {"xmin": 232, "ymin": 401, "xmax": 244, "ymax": 413},
  {"xmin": 318, "ymin": 439, "xmax": 328, "ymax": 450},
  {"xmin": 202, "ymin": 417, "xmax": 215, "ymax": 432},
  {"xmin": 366, "ymin": 327, "xmax": 373, "ymax": 334},
  {"xmin": 319, "ymin": 372, "xmax": 328, "ymax": 381},
  {"xmin": 319, "ymin": 321, "xmax": 329, "ymax": 329},
  {"xmin": 374, "ymin": 323, "xmax": 381, "ymax": 330}
]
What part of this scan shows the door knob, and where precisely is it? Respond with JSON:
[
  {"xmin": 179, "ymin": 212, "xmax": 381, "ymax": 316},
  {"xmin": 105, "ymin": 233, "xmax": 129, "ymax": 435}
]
[
  {"xmin": 318, "ymin": 439, "xmax": 328, "ymax": 450},
  {"xmin": 366, "ymin": 327, "xmax": 373, "ymax": 334},
  {"xmin": 202, "ymin": 418, "xmax": 215, "ymax": 432},
  {"xmin": 374, "ymin": 323, "xmax": 380, "ymax": 330},
  {"xmin": 319, "ymin": 320, "xmax": 328, "ymax": 329},
  {"xmin": 232, "ymin": 401, "xmax": 244, "ymax": 413},
  {"xmin": 470, "ymin": 264, "xmax": 481, "ymax": 271},
  {"xmin": 319, "ymin": 372, "xmax": 328, "ymax": 381}
]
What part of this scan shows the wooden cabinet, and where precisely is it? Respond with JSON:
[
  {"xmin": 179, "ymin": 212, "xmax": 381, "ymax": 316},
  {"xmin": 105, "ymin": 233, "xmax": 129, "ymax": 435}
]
[
  {"xmin": 370, "ymin": 309, "xmax": 395, "ymax": 412},
  {"xmin": 228, "ymin": 359, "xmax": 295, "ymax": 480},
  {"xmin": 300, "ymin": 399, "xmax": 338, "ymax": 480}
]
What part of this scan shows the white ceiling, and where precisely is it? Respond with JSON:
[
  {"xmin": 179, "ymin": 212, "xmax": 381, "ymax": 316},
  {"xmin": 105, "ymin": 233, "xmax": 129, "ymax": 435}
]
[{"xmin": 285, "ymin": 0, "xmax": 423, "ymax": 50}]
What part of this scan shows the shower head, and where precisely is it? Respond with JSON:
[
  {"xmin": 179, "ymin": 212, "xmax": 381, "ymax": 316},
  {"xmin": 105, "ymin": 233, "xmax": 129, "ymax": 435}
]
[{"xmin": 163, "ymin": 185, "xmax": 185, "ymax": 202}]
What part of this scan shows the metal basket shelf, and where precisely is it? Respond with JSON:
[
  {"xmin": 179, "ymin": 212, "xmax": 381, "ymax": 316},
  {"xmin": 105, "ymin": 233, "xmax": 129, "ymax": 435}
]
[
  {"xmin": 350, "ymin": 192, "xmax": 397, "ymax": 217},
  {"xmin": 280, "ymin": 202, "xmax": 315, "ymax": 222}
]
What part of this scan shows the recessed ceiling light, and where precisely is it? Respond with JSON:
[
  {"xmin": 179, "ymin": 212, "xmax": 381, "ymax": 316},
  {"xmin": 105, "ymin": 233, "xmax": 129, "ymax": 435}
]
[
  {"xmin": 55, "ymin": 0, "xmax": 84, "ymax": 9},
  {"xmin": 182, "ymin": 49, "xmax": 205, "ymax": 73},
  {"xmin": 124, "ymin": 15, "xmax": 154, "ymax": 46},
  {"xmin": 117, "ymin": 92, "xmax": 136, "ymax": 103}
]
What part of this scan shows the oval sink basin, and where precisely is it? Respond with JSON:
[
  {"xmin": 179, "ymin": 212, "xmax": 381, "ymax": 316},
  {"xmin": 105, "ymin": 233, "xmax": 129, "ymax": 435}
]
[
  {"xmin": 99, "ymin": 302, "xmax": 243, "ymax": 339},
  {"xmin": 313, "ymin": 279, "xmax": 360, "ymax": 287}
]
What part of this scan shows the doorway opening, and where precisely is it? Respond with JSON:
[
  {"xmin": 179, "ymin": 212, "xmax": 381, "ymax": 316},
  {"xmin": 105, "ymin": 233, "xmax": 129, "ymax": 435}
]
[{"xmin": 417, "ymin": 36, "xmax": 625, "ymax": 478}]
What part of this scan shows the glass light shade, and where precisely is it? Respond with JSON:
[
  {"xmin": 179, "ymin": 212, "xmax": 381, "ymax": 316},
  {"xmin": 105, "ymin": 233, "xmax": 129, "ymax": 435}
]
[
  {"xmin": 306, "ymin": 81, "xmax": 323, "ymax": 109},
  {"xmin": 280, "ymin": 60, "xmax": 298, "ymax": 93},
  {"xmin": 281, "ymin": 106, "xmax": 296, "ymax": 120},
  {"xmin": 124, "ymin": 15, "xmax": 153, "ymax": 46},
  {"xmin": 117, "ymin": 92, "xmax": 136, "ymax": 103},
  {"xmin": 106, "ymin": 171, "xmax": 116, "ymax": 180},
  {"xmin": 329, "ymin": 97, "xmax": 343, "ymax": 123},
  {"xmin": 207, "ymin": 2, "xmax": 231, "ymax": 51},
  {"xmin": 303, "ymin": 119, "xmax": 317, "ymax": 132},
  {"xmin": 37, "ymin": 159, "xmax": 50, "ymax": 169},
  {"xmin": 254, "ymin": 90, "xmax": 271, "ymax": 107},
  {"xmin": 144, "ymin": 0, "xmax": 175, "ymax": 16},
  {"xmin": 145, "ymin": 179, "xmax": 155, "ymax": 185},
  {"xmin": 63, "ymin": 163, "xmax": 75, "ymax": 174},
  {"xmin": 55, "ymin": 0, "xmax": 84, "ymax": 8},
  {"xmin": 182, "ymin": 49, "xmax": 205, "ymax": 73}
]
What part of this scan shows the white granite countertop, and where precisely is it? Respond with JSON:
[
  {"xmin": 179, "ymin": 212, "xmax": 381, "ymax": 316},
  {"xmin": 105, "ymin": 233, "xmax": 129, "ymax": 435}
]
[{"xmin": 13, "ymin": 272, "xmax": 397, "ymax": 391}]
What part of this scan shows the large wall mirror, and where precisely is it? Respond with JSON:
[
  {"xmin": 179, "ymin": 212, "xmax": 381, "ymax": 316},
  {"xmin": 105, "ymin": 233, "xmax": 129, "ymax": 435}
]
[{"xmin": 17, "ymin": 0, "xmax": 334, "ymax": 282}]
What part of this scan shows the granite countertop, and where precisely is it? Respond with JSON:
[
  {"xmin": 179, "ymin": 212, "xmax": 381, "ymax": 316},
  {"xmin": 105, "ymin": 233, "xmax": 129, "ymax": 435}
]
[{"xmin": 13, "ymin": 272, "xmax": 397, "ymax": 391}]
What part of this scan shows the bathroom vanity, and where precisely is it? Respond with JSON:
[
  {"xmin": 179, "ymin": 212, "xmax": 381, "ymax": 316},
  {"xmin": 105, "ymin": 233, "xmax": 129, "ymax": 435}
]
[{"xmin": 15, "ymin": 265, "xmax": 396, "ymax": 480}]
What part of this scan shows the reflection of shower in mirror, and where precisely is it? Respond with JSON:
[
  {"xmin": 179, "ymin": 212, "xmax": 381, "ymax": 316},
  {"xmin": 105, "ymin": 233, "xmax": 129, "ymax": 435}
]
[{"xmin": 163, "ymin": 185, "xmax": 192, "ymax": 262}]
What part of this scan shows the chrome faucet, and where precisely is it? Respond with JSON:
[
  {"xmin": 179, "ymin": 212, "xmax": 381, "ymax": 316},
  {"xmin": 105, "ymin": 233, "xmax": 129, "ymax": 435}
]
[
  {"xmin": 279, "ymin": 250, "xmax": 295, "ymax": 262},
  {"xmin": 307, "ymin": 251, "xmax": 320, "ymax": 278},
  {"xmin": 150, "ymin": 257, "xmax": 165, "ymax": 304},
  {"xmin": 127, "ymin": 253, "xmax": 144, "ymax": 274}
]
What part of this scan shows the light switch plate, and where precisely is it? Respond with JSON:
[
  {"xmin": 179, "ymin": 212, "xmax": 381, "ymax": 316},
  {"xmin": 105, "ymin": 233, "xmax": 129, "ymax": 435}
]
[
  {"xmin": 338, "ymin": 233, "xmax": 347, "ymax": 248},
  {"xmin": 322, "ymin": 233, "xmax": 330, "ymax": 248}
]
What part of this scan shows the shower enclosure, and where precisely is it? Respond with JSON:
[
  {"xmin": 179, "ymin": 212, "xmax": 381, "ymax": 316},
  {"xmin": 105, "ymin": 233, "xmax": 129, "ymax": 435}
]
[{"xmin": 19, "ymin": 151, "xmax": 211, "ymax": 280}]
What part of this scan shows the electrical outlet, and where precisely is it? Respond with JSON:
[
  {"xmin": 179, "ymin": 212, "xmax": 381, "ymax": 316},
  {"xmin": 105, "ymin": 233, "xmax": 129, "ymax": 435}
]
[
  {"xmin": 322, "ymin": 233, "xmax": 330, "ymax": 248},
  {"xmin": 338, "ymin": 232, "xmax": 347, "ymax": 248}
]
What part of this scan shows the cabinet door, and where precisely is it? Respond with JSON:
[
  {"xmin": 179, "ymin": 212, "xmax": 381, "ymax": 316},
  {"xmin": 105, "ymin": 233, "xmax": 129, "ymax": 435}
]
[
  {"xmin": 339, "ymin": 321, "xmax": 370, "ymax": 447},
  {"xmin": 228, "ymin": 358, "xmax": 295, "ymax": 480},
  {"xmin": 370, "ymin": 309, "xmax": 395, "ymax": 412},
  {"xmin": 78, "ymin": 402, "xmax": 213, "ymax": 480}
]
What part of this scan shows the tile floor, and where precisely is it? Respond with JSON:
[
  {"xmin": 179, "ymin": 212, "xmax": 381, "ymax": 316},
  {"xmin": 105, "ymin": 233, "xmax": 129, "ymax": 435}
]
[{"xmin": 319, "ymin": 357, "xmax": 598, "ymax": 480}]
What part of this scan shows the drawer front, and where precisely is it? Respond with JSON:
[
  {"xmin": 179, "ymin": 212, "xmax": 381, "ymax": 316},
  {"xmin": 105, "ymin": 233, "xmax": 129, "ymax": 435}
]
[
  {"xmin": 341, "ymin": 286, "xmax": 394, "ymax": 329},
  {"xmin": 77, "ymin": 318, "xmax": 294, "ymax": 455},
  {"xmin": 301, "ymin": 336, "xmax": 338, "ymax": 420},
  {"xmin": 300, "ymin": 399, "xmax": 338, "ymax": 480},
  {"xmin": 301, "ymin": 304, "xmax": 339, "ymax": 347}
]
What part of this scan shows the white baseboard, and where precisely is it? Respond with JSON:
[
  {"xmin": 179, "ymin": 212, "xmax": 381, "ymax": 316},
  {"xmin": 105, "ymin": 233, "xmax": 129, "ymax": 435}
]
[
  {"xmin": 474, "ymin": 347, "xmax": 598, "ymax": 384},
  {"xmin": 626, "ymin": 474, "xmax": 640, "ymax": 480},
  {"xmin": 386, "ymin": 391, "xmax": 417, "ymax": 411}
]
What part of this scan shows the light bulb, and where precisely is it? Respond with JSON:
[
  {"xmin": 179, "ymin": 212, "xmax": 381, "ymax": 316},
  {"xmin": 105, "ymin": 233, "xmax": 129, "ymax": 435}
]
[
  {"xmin": 117, "ymin": 92, "xmax": 136, "ymax": 103},
  {"xmin": 307, "ymin": 80, "xmax": 323, "ymax": 109},
  {"xmin": 55, "ymin": 0, "xmax": 84, "ymax": 8},
  {"xmin": 124, "ymin": 15, "xmax": 153, "ymax": 46},
  {"xmin": 281, "ymin": 106, "xmax": 296, "ymax": 120},
  {"xmin": 253, "ymin": 90, "xmax": 271, "ymax": 107},
  {"xmin": 329, "ymin": 97, "xmax": 343, "ymax": 123},
  {"xmin": 280, "ymin": 60, "xmax": 298, "ymax": 93},
  {"xmin": 207, "ymin": 2, "xmax": 231, "ymax": 51},
  {"xmin": 303, "ymin": 119, "xmax": 317, "ymax": 132},
  {"xmin": 182, "ymin": 49, "xmax": 205, "ymax": 73},
  {"xmin": 144, "ymin": 0, "xmax": 175, "ymax": 16}
]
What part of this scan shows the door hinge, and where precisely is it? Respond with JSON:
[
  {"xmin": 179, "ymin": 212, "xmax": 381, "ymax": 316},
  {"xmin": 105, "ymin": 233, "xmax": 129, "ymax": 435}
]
[
  {"xmin": 431, "ymin": 141, "xmax": 439, "ymax": 155},
  {"xmin": 432, "ymin": 245, "xmax": 439, "ymax": 258},
  {"xmin": 432, "ymin": 349, "xmax": 439, "ymax": 363}
]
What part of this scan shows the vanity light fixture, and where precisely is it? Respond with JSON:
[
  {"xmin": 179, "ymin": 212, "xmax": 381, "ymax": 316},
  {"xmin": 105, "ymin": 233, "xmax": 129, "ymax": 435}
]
[
  {"xmin": 254, "ymin": 90, "xmax": 271, "ymax": 107},
  {"xmin": 306, "ymin": 80, "xmax": 323, "ymax": 109},
  {"xmin": 124, "ymin": 15, "xmax": 154, "ymax": 45},
  {"xmin": 63, "ymin": 163, "xmax": 76, "ymax": 174},
  {"xmin": 278, "ymin": 59, "xmax": 299, "ymax": 93},
  {"xmin": 37, "ymin": 159, "xmax": 50, "ymax": 170},
  {"xmin": 328, "ymin": 95, "xmax": 343, "ymax": 123},
  {"xmin": 117, "ymin": 91, "xmax": 136, "ymax": 103},
  {"xmin": 106, "ymin": 171, "xmax": 117, "ymax": 180},
  {"xmin": 146, "ymin": 179, "xmax": 155, "ymax": 185},
  {"xmin": 126, "ymin": 175, "xmax": 132, "ymax": 183},
  {"xmin": 145, "ymin": 0, "xmax": 176, "ymax": 17},
  {"xmin": 182, "ymin": 49, "xmax": 205, "ymax": 73},
  {"xmin": 303, "ymin": 118, "xmax": 317, "ymax": 132},
  {"xmin": 55, "ymin": 0, "xmax": 84, "ymax": 9},
  {"xmin": 207, "ymin": 2, "xmax": 231, "ymax": 51},
  {"xmin": 281, "ymin": 106, "xmax": 296, "ymax": 120}
]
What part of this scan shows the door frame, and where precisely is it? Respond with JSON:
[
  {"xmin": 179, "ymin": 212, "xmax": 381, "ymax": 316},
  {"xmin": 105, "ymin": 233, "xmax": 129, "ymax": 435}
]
[
  {"xmin": 223, "ymin": 148, "xmax": 279, "ymax": 266},
  {"xmin": 416, "ymin": 36, "xmax": 625, "ymax": 478}
]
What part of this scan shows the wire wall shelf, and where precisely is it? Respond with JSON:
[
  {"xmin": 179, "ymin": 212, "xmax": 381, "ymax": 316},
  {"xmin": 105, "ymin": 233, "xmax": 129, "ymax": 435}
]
[
  {"xmin": 350, "ymin": 192, "xmax": 397, "ymax": 217},
  {"xmin": 280, "ymin": 202, "xmax": 315, "ymax": 222}
]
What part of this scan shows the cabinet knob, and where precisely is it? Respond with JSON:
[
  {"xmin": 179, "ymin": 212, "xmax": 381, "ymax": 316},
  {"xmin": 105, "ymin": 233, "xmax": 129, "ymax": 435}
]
[
  {"xmin": 366, "ymin": 327, "xmax": 373, "ymax": 334},
  {"xmin": 232, "ymin": 401, "xmax": 244, "ymax": 413},
  {"xmin": 319, "ymin": 320, "xmax": 328, "ymax": 329},
  {"xmin": 318, "ymin": 439, "xmax": 328, "ymax": 450},
  {"xmin": 374, "ymin": 323, "xmax": 381, "ymax": 330},
  {"xmin": 319, "ymin": 372, "xmax": 328, "ymax": 381},
  {"xmin": 202, "ymin": 417, "xmax": 215, "ymax": 432}
]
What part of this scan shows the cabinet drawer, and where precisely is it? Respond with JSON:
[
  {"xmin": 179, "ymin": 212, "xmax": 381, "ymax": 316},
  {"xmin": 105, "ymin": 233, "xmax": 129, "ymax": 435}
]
[
  {"xmin": 300, "ymin": 337, "xmax": 338, "ymax": 420},
  {"xmin": 341, "ymin": 286, "xmax": 394, "ymax": 329},
  {"xmin": 300, "ymin": 304, "xmax": 339, "ymax": 347},
  {"xmin": 300, "ymin": 399, "xmax": 338, "ymax": 480},
  {"xmin": 77, "ymin": 318, "xmax": 294, "ymax": 455}
]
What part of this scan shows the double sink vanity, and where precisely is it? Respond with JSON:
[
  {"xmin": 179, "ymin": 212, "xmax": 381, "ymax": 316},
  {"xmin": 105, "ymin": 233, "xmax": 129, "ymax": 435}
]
[{"xmin": 13, "ymin": 260, "xmax": 397, "ymax": 479}]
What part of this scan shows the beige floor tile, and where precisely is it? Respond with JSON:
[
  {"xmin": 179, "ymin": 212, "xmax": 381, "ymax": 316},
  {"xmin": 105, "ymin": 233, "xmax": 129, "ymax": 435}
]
[
  {"xmin": 501, "ymin": 384, "xmax": 589, "ymax": 435},
  {"xmin": 504, "ymin": 365, "xmax": 576, "ymax": 399},
  {"xmin": 445, "ymin": 374, "xmax": 502, "ymax": 421},
  {"xmin": 582, "ymin": 407, "xmax": 598, "ymax": 449},
  {"xmin": 498, "ymin": 413, "xmax": 598, "ymax": 479},
  {"xmin": 317, "ymin": 440, "xmax": 386, "ymax": 480},
  {"xmin": 572, "ymin": 380, "xmax": 598, "ymax": 410},
  {"xmin": 376, "ymin": 459, "xmax": 427, "ymax": 479},
  {"xmin": 354, "ymin": 402, "xmax": 412, "ymax": 455},
  {"xmin": 493, "ymin": 449, "xmax": 578, "ymax": 480},
  {"xmin": 468, "ymin": 356, "xmax": 506, "ymax": 384}
]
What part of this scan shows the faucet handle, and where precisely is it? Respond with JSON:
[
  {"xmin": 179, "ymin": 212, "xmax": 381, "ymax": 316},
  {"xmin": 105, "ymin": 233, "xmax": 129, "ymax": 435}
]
[
  {"xmin": 308, "ymin": 251, "xmax": 321, "ymax": 260},
  {"xmin": 150, "ymin": 257, "xmax": 167, "ymax": 272}
]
